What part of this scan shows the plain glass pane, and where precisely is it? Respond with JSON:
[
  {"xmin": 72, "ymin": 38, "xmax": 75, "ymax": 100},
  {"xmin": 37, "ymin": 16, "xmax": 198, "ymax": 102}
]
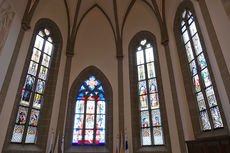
[
  {"xmin": 182, "ymin": 30, "xmax": 190, "ymax": 44},
  {"xmin": 34, "ymin": 35, "xmax": 44, "ymax": 50},
  {"xmin": 189, "ymin": 22, "xmax": 197, "ymax": 36},
  {"xmin": 136, "ymin": 50, "xmax": 144, "ymax": 65},
  {"xmin": 145, "ymin": 47, "xmax": 154, "ymax": 62},
  {"xmin": 44, "ymin": 41, "xmax": 53, "ymax": 56}
]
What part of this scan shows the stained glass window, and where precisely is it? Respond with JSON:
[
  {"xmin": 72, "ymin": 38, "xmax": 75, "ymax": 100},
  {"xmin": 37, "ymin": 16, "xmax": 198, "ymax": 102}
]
[
  {"xmin": 136, "ymin": 39, "xmax": 164, "ymax": 146},
  {"xmin": 11, "ymin": 29, "xmax": 54, "ymax": 143},
  {"xmin": 181, "ymin": 9, "xmax": 223, "ymax": 131},
  {"xmin": 72, "ymin": 76, "xmax": 106, "ymax": 145}
]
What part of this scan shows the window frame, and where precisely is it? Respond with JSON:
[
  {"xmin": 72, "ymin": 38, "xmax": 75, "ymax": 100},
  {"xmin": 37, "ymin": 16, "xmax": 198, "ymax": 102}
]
[
  {"xmin": 64, "ymin": 66, "xmax": 113, "ymax": 153},
  {"xmin": 174, "ymin": 1, "xmax": 228, "ymax": 139},
  {"xmin": 129, "ymin": 31, "xmax": 171, "ymax": 153},
  {"xmin": 3, "ymin": 18, "xmax": 63, "ymax": 153}
]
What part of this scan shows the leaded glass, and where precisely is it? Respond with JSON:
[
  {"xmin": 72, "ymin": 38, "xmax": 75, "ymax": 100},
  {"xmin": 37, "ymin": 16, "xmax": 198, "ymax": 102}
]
[
  {"xmin": 201, "ymin": 68, "xmax": 211, "ymax": 87},
  {"xmin": 185, "ymin": 42, "xmax": 194, "ymax": 62},
  {"xmin": 139, "ymin": 95, "xmax": 148, "ymax": 111},
  {"xmin": 73, "ymin": 129, "xmax": 83, "ymax": 144},
  {"xmin": 151, "ymin": 109, "xmax": 161, "ymax": 126},
  {"xmin": 197, "ymin": 53, "xmax": 207, "ymax": 70},
  {"xmin": 181, "ymin": 9, "xmax": 224, "ymax": 132},
  {"xmin": 200, "ymin": 110, "xmax": 211, "ymax": 130},
  {"xmin": 193, "ymin": 75, "xmax": 201, "ymax": 93},
  {"xmin": 137, "ymin": 65, "xmax": 145, "ymax": 81},
  {"xmin": 145, "ymin": 47, "xmax": 154, "ymax": 62},
  {"xmin": 141, "ymin": 128, "xmax": 152, "ymax": 146},
  {"xmin": 96, "ymin": 115, "xmax": 105, "ymax": 129},
  {"xmin": 84, "ymin": 130, "xmax": 94, "ymax": 144},
  {"xmin": 29, "ymin": 109, "xmax": 40, "ymax": 126},
  {"xmin": 86, "ymin": 101, "xmax": 95, "ymax": 114},
  {"xmin": 150, "ymin": 93, "xmax": 159, "ymax": 109},
  {"xmin": 149, "ymin": 79, "xmax": 158, "ymax": 93},
  {"xmin": 16, "ymin": 107, "xmax": 28, "ymax": 124},
  {"xmin": 28, "ymin": 61, "xmax": 38, "ymax": 76},
  {"xmin": 147, "ymin": 62, "xmax": 156, "ymax": 78},
  {"xmin": 205, "ymin": 86, "xmax": 217, "ymax": 107},
  {"xmin": 210, "ymin": 107, "xmax": 223, "ymax": 128},
  {"xmin": 97, "ymin": 101, "xmax": 105, "ymax": 114},
  {"xmin": 189, "ymin": 60, "xmax": 197, "ymax": 76},
  {"xmin": 11, "ymin": 125, "xmax": 24, "ymax": 143},
  {"xmin": 25, "ymin": 126, "xmax": 37, "ymax": 143},
  {"xmin": 141, "ymin": 111, "xmax": 150, "ymax": 128},
  {"xmin": 38, "ymin": 66, "xmax": 48, "ymax": 80},
  {"xmin": 192, "ymin": 34, "xmax": 202, "ymax": 56},
  {"xmin": 153, "ymin": 127, "xmax": 164, "ymax": 145},
  {"xmin": 31, "ymin": 48, "xmax": 41, "ymax": 63},
  {"xmin": 75, "ymin": 100, "xmax": 85, "ymax": 113},
  {"xmin": 12, "ymin": 28, "xmax": 54, "ymax": 143},
  {"xmin": 85, "ymin": 115, "xmax": 94, "ymax": 129},
  {"xmin": 98, "ymin": 85, "xmax": 104, "ymax": 92},
  {"xmin": 96, "ymin": 129, "xmax": 105, "ymax": 144},
  {"xmin": 139, "ymin": 81, "xmax": 147, "ymax": 95},
  {"xmin": 136, "ymin": 50, "xmax": 144, "ymax": 65}
]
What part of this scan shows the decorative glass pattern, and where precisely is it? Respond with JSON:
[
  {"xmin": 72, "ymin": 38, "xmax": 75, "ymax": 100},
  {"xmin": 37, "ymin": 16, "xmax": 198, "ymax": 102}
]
[
  {"xmin": 181, "ymin": 9, "xmax": 223, "ymax": 131},
  {"xmin": 136, "ymin": 39, "xmax": 164, "ymax": 146},
  {"xmin": 72, "ymin": 76, "xmax": 106, "ymax": 145},
  {"xmin": 11, "ymin": 29, "xmax": 54, "ymax": 143}
]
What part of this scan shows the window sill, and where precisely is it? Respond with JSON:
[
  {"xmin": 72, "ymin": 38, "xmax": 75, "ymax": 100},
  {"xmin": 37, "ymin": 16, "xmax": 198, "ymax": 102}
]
[
  {"xmin": 5, "ymin": 144, "xmax": 42, "ymax": 153},
  {"xmin": 65, "ymin": 145, "xmax": 110, "ymax": 153}
]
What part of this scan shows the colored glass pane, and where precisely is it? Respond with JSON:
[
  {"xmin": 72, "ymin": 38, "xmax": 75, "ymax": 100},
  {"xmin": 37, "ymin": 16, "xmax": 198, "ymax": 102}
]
[
  {"xmin": 136, "ymin": 50, "xmax": 144, "ymax": 65},
  {"xmin": 36, "ymin": 79, "xmax": 45, "ymax": 94},
  {"xmin": 137, "ymin": 65, "xmax": 145, "ymax": 81},
  {"xmin": 16, "ymin": 106, "xmax": 28, "ymax": 124},
  {"xmin": 34, "ymin": 35, "xmax": 44, "ymax": 50},
  {"xmin": 33, "ymin": 94, "xmax": 42, "ymax": 109},
  {"xmin": 42, "ymin": 54, "xmax": 50, "ymax": 68},
  {"xmin": 189, "ymin": 60, "xmax": 197, "ymax": 76},
  {"xmin": 97, "ymin": 101, "xmax": 106, "ymax": 114},
  {"xmin": 29, "ymin": 109, "xmax": 40, "ymax": 126},
  {"xmin": 150, "ymin": 93, "xmax": 159, "ymax": 109},
  {"xmin": 141, "ymin": 111, "xmax": 150, "ymax": 128},
  {"xmin": 74, "ymin": 114, "xmax": 84, "ymax": 129},
  {"xmin": 185, "ymin": 42, "xmax": 194, "ymax": 62},
  {"xmin": 139, "ymin": 95, "xmax": 148, "ymax": 111},
  {"xmin": 44, "ymin": 41, "xmax": 53, "ymax": 55},
  {"xmin": 84, "ymin": 130, "xmax": 94, "ymax": 144},
  {"xmin": 182, "ymin": 10, "xmax": 186, "ymax": 18},
  {"xmin": 141, "ymin": 128, "xmax": 152, "ymax": 146},
  {"xmin": 85, "ymin": 115, "xmax": 94, "ymax": 129},
  {"xmin": 86, "ymin": 101, "xmax": 95, "ymax": 114},
  {"xmin": 139, "ymin": 81, "xmax": 147, "ymax": 95},
  {"xmin": 196, "ymin": 92, "xmax": 206, "ymax": 111},
  {"xmin": 193, "ymin": 75, "xmax": 201, "ymax": 93},
  {"xmin": 200, "ymin": 110, "xmax": 211, "ymax": 131},
  {"xmin": 189, "ymin": 22, "xmax": 197, "ymax": 36},
  {"xmin": 145, "ymin": 47, "xmax": 154, "ymax": 62},
  {"xmin": 23, "ymin": 75, "xmax": 35, "ymax": 90},
  {"xmin": 75, "ymin": 100, "xmax": 85, "ymax": 113},
  {"xmin": 79, "ymin": 85, "xmax": 86, "ymax": 92},
  {"xmin": 21, "ymin": 91, "xmax": 32, "ymax": 106},
  {"xmin": 210, "ymin": 106, "xmax": 223, "ymax": 128},
  {"xmin": 149, "ymin": 79, "xmax": 158, "ymax": 93},
  {"xmin": 147, "ymin": 62, "xmax": 156, "ymax": 78},
  {"xmin": 97, "ymin": 93, "xmax": 105, "ymax": 101},
  {"xmin": 73, "ymin": 129, "xmax": 83, "ymax": 144},
  {"xmin": 77, "ymin": 93, "xmax": 85, "ymax": 100},
  {"xmin": 11, "ymin": 125, "xmax": 24, "ymax": 143},
  {"xmin": 98, "ymin": 85, "xmax": 104, "ymax": 92},
  {"xmin": 96, "ymin": 129, "xmax": 105, "ymax": 144},
  {"xmin": 188, "ymin": 16, "xmax": 193, "ymax": 24},
  {"xmin": 39, "ymin": 66, "xmax": 48, "ymax": 80},
  {"xmin": 182, "ymin": 30, "xmax": 190, "ymax": 44},
  {"xmin": 153, "ymin": 127, "xmax": 164, "ymax": 145},
  {"xmin": 192, "ymin": 34, "xmax": 202, "ymax": 56},
  {"xmin": 31, "ymin": 48, "xmax": 41, "ymax": 63},
  {"xmin": 152, "ymin": 109, "xmax": 161, "ymax": 126},
  {"xmin": 28, "ymin": 61, "xmax": 38, "ymax": 76},
  {"xmin": 96, "ymin": 114, "xmax": 105, "ymax": 129},
  {"xmin": 205, "ymin": 86, "xmax": 217, "ymax": 107},
  {"xmin": 25, "ymin": 126, "xmax": 37, "ymax": 143},
  {"xmin": 201, "ymin": 68, "xmax": 212, "ymax": 87},
  {"xmin": 197, "ymin": 53, "xmax": 207, "ymax": 70}
]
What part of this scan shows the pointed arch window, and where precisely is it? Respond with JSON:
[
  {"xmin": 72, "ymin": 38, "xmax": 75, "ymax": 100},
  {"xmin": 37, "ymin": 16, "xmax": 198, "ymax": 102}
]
[
  {"xmin": 73, "ymin": 75, "xmax": 106, "ymax": 145},
  {"xmin": 11, "ymin": 28, "xmax": 54, "ymax": 143},
  {"xmin": 136, "ymin": 39, "xmax": 164, "ymax": 146},
  {"xmin": 180, "ymin": 9, "xmax": 223, "ymax": 131}
]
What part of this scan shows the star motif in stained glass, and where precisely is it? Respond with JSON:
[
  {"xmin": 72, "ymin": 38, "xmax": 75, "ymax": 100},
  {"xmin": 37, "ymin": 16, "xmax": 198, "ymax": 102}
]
[{"xmin": 85, "ymin": 76, "xmax": 100, "ymax": 90}]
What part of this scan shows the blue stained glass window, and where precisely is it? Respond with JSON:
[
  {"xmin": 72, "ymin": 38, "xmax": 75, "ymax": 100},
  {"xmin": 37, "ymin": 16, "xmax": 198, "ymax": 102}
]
[{"xmin": 73, "ymin": 76, "xmax": 106, "ymax": 145}]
